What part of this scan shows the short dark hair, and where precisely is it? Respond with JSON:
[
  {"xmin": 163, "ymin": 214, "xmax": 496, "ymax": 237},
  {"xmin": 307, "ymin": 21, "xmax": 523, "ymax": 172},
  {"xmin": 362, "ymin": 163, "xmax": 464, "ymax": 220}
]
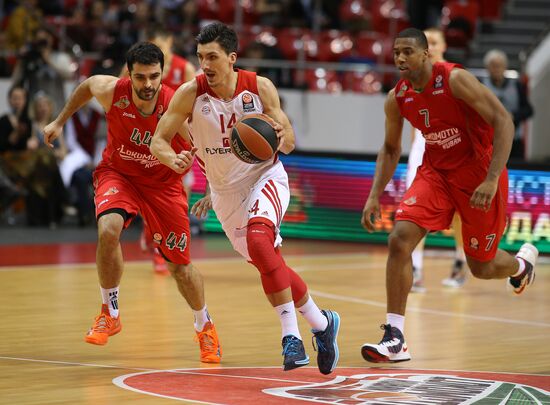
[
  {"xmin": 396, "ymin": 28, "xmax": 428, "ymax": 50},
  {"xmin": 195, "ymin": 22, "xmax": 238, "ymax": 54},
  {"xmin": 126, "ymin": 42, "xmax": 164, "ymax": 72}
]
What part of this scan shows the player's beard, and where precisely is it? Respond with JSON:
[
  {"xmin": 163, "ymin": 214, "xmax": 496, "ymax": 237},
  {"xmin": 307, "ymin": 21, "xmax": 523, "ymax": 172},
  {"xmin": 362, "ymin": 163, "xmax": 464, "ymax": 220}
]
[{"xmin": 134, "ymin": 84, "xmax": 160, "ymax": 101}]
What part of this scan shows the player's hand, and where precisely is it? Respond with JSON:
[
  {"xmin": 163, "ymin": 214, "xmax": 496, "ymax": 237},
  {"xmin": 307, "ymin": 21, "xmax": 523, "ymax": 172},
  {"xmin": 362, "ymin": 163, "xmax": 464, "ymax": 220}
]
[
  {"xmin": 191, "ymin": 194, "xmax": 212, "ymax": 218},
  {"xmin": 273, "ymin": 121, "xmax": 285, "ymax": 152},
  {"xmin": 361, "ymin": 196, "xmax": 381, "ymax": 232},
  {"xmin": 172, "ymin": 147, "xmax": 197, "ymax": 174},
  {"xmin": 43, "ymin": 121, "xmax": 63, "ymax": 148},
  {"xmin": 470, "ymin": 178, "xmax": 498, "ymax": 212}
]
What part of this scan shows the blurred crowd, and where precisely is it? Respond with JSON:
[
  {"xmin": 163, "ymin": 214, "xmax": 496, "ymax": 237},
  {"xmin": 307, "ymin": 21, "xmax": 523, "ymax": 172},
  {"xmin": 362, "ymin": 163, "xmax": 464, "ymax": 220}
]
[{"xmin": 0, "ymin": 0, "xmax": 532, "ymax": 227}]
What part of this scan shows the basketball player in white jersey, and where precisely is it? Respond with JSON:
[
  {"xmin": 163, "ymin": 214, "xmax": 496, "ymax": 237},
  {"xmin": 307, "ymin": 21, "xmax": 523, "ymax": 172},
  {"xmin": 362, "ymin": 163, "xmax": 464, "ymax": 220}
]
[
  {"xmin": 151, "ymin": 22, "xmax": 340, "ymax": 375},
  {"xmin": 406, "ymin": 28, "xmax": 467, "ymax": 292}
]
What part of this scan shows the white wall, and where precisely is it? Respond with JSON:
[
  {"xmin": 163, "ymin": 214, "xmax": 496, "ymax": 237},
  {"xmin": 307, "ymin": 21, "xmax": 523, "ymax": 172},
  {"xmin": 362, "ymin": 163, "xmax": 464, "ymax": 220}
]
[
  {"xmin": 0, "ymin": 77, "xmax": 409, "ymax": 155},
  {"xmin": 526, "ymin": 33, "xmax": 550, "ymax": 162}
]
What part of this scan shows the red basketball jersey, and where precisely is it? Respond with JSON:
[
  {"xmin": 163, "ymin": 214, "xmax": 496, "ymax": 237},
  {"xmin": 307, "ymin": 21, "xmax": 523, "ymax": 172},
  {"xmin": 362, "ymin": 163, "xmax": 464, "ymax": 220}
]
[
  {"xmin": 163, "ymin": 55, "xmax": 189, "ymax": 90},
  {"xmin": 395, "ymin": 62, "xmax": 494, "ymax": 170},
  {"xmin": 97, "ymin": 78, "xmax": 187, "ymax": 186}
]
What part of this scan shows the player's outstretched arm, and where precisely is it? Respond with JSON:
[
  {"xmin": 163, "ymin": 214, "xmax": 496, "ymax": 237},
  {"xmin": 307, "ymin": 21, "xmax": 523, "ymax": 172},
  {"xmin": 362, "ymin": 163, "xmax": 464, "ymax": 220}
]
[
  {"xmin": 151, "ymin": 80, "xmax": 196, "ymax": 173},
  {"xmin": 43, "ymin": 75, "xmax": 117, "ymax": 147},
  {"xmin": 362, "ymin": 89, "xmax": 404, "ymax": 232},
  {"xmin": 257, "ymin": 76, "xmax": 295, "ymax": 154},
  {"xmin": 450, "ymin": 68, "xmax": 514, "ymax": 211}
]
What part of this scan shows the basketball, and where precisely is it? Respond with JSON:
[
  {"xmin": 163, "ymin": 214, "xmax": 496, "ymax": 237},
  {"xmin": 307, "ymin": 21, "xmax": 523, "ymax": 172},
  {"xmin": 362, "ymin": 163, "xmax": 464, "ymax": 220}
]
[{"xmin": 230, "ymin": 114, "xmax": 279, "ymax": 164}]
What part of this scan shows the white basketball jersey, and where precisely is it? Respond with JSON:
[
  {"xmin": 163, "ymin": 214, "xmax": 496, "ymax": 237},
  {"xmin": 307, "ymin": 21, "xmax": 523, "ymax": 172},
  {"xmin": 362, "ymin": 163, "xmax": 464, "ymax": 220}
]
[{"xmin": 189, "ymin": 70, "xmax": 279, "ymax": 193}]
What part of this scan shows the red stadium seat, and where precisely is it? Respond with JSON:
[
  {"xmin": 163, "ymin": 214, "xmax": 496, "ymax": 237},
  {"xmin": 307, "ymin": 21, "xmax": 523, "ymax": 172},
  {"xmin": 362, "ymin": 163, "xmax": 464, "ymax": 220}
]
[
  {"xmin": 317, "ymin": 30, "xmax": 354, "ymax": 62},
  {"xmin": 441, "ymin": 0, "xmax": 479, "ymax": 46},
  {"xmin": 340, "ymin": 0, "xmax": 369, "ymax": 22},
  {"xmin": 218, "ymin": 0, "xmax": 258, "ymax": 25},
  {"xmin": 304, "ymin": 69, "xmax": 342, "ymax": 93},
  {"xmin": 370, "ymin": 0, "xmax": 410, "ymax": 35},
  {"xmin": 341, "ymin": 71, "xmax": 383, "ymax": 94},
  {"xmin": 276, "ymin": 28, "xmax": 318, "ymax": 60},
  {"xmin": 197, "ymin": 0, "xmax": 219, "ymax": 20}
]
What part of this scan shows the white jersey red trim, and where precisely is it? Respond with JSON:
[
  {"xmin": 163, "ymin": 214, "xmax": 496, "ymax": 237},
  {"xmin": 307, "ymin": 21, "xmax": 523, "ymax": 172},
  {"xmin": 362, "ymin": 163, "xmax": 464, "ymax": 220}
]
[{"xmin": 189, "ymin": 69, "xmax": 278, "ymax": 193}]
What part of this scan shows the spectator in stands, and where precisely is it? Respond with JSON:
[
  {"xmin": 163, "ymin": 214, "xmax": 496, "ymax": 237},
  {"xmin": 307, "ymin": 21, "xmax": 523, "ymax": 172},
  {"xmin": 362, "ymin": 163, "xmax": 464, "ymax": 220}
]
[
  {"xmin": 256, "ymin": 0, "xmax": 286, "ymax": 28},
  {"xmin": 5, "ymin": 0, "xmax": 42, "ymax": 51},
  {"xmin": 0, "ymin": 85, "xmax": 31, "ymax": 213},
  {"xmin": 11, "ymin": 26, "xmax": 76, "ymax": 114},
  {"xmin": 482, "ymin": 49, "xmax": 534, "ymax": 160},
  {"xmin": 0, "ymin": 85, "xmax": 31, "ymax": 152},
  {"xmin": 24, "ymin": 92, "xmax": 67, "ymax": 226},
  {"xmin": 61, "ymin": 101, "xmax": 105, "ymax": 226},
  {"xmin": 0, "ymin": 32, "xmax": 15, "ymax": 77},
  {"xmin": 242, "ymin": 40, "xmax": 287, "ymax": 88},
  {"xmin": 406, "ymin": 0, "xmax": 443, "ymax": 30}
]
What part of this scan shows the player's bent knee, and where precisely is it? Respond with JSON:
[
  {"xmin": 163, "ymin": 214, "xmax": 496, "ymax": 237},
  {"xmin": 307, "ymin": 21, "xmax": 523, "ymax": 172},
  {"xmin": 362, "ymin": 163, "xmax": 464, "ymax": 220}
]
[
  {"xmin": 247, "ymin": 220, "xmax": 278, "ymax": 274},
  {"xmin": 387, "ymin": 231, "xmax": 414, "ymax": 258},
  {"xmin": 168, "ymin": 262, "xmax": 194, "ymax": 279},
  {"xmin": 468, "ymin": 259, "xmax": 493, "ymax": 279}
]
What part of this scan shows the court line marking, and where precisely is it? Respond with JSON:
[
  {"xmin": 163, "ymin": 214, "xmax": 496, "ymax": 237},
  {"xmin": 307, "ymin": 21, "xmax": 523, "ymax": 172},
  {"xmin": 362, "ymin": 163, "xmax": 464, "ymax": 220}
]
[
  {"xmin": 0, "ymin": 252, "xmax": 375, "ymax": 272},
  {"xmin": 309, "ymin": 289, "xmax": 550, "ymax": 328},
  {"xmin": 1, "ymin": 357, "xmax": 548, "ymax": 378}
]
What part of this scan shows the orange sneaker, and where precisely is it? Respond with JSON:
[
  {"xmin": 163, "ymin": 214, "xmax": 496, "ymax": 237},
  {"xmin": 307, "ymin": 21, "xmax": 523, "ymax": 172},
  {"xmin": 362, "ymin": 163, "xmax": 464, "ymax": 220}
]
[
  {"xmin": 84, "ymin": 304, "xmax": 121, "ymax": 345},
  {"xmin": 194, "ymin": 322, "xmax": 222, "ymax": 363},
  {"xmin": 153, "ymin": 248, "xmax": 169, "ymax": 275}
]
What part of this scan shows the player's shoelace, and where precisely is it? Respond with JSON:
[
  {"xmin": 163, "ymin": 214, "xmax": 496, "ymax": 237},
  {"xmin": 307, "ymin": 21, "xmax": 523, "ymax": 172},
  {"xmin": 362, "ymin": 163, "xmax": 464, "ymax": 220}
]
[
  {"xmin": 378, "ymin": 324, "xmax": 397, "ymax": 346},
  {"xmin": 91, "ymin": 314, "xmax": 113, "ymax": 333},
  {"xmin": 312, "ymin": 332, "xmax": 328, "ymax": 353},
  {"xmin": 195, "ymin": 330, "xmax": 216, "ymax": 352},
  {"xmin": 282, "ymin": 336, "xmax": 301, "ymax": 356}
]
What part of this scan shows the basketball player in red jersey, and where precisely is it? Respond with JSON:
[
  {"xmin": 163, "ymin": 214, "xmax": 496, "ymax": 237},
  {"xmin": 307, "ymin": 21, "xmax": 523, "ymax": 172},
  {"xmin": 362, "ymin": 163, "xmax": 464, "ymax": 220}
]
[
  {"xmin": 138, "ymin": 25, "xmax": 197, "ymax": 275},
  {"xmin": 151, "ymin": 22, "xmax": 340, "ymax": 375},
  {"xmin": 360, "ymin": 28, "xmax": 538, "ymax": 363},
  {"xmin": 43, "ymin": 42, "xmax": 222, "ymax": 363}
]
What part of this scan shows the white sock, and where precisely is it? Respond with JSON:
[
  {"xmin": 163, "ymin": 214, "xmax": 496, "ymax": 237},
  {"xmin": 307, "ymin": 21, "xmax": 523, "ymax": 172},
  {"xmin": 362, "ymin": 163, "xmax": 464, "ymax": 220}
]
[
  {"xmin": 512, "ymin": 258, "xmax": 526, "ymax": 277},
  {"xmin": 455, "ymin": 247, "xmax": 466, "ymax": 262},
  {"xmin": 296, "ymin": 296, "xmax": 328, "ymax": 332},
  {"xmin": 193, "ymin": 305, "xmax": 211, "ymax": 332},
  {"xmin": 411, "ymin": 247, "xmax": 424, "ymax": 271},
  {"xmin": 100, "ymin": 286, "xmax": 119, "ymax": 318},
  {"xmin": 275, "ymin": 302, "xmax": 301, "ymax": 339},
  {"xmin": 386, "ymin": 313, "xmax": 405, "ymax": 334}
]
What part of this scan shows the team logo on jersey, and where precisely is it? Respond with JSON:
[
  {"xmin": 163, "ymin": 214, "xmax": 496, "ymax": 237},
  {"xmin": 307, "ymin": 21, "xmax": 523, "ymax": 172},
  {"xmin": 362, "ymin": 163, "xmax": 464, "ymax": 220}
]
[
  {"xmin": 434, "ymin": 74, "xmax": 443, "ymax": 89},
  {"xmin": 396, "ymin": 84, "xmax": 408, "ymax": 97},
  {"xmin": 242, "ymin": 92, "xmax": 255, "ymax": 112},
  {"xmin": 156, "ymin": 104, "xmax": 164, "ymax": 119},
  {"xmin": 153, "ymin": 233, "xmax": 162, "ymax": 244},
  {"xmin": 404, "ymin": 196, "xmax": 417, "ymax": 205},
  {"xmin": 201, "ymin": 105, "xmax": 211, "ymax": 115},
  {"xmin": 222, "ymin": 137, "xmax": 230, "ymax": 148},
  {"xmin": 114, "ymin": 96, "xmax": 130, "ymax": 109},
  {"xmin": 470, "ymin": 237, "xmax": 479, "ymax": 250},
  {"xmin": 103, "ymin": 187, "xmax": 119, "ymax": 196}
]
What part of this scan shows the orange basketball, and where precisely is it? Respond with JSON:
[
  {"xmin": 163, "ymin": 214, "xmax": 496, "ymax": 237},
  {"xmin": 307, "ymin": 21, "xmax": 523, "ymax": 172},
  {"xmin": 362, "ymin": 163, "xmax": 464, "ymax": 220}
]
[{"xmin": 230, "ymin": 113, "xmax": 279, "ymax": 164}]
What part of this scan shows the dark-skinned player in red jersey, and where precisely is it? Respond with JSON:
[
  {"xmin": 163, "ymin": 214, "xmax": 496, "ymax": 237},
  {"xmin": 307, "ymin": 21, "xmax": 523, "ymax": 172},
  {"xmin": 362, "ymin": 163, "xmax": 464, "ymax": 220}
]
[
  {"xmin": 360, "ymin": 28, "xmax": 538, "ymax": 363},
  {"xmin": 43, "ymin": 42, "xmax": 221, "ymax": 363}
]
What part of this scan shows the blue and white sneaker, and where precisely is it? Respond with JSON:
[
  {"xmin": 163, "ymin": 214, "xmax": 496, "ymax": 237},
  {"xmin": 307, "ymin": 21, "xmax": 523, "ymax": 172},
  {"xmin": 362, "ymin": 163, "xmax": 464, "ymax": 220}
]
[
  {"xmin": 312, "ymin": 310, "xmax": 340, "ymax": 375},
  {"xmin": 282, "ymin": 335, "xmax": 309, "ymax": 371},
  {"xmin": 361, "ymin": 324, "xmax": 411, "ymax": 363},
  {"xmin": 508, "ymin": 243, "xmax": 538, "ymax": 295}
]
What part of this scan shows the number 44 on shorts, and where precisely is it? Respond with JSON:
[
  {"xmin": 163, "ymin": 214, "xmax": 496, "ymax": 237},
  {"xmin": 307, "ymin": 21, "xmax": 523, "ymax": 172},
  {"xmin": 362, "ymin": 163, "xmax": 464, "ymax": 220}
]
[{"xmin": 165, "ymin": 232, "xmax": 188, "ymax": 252}]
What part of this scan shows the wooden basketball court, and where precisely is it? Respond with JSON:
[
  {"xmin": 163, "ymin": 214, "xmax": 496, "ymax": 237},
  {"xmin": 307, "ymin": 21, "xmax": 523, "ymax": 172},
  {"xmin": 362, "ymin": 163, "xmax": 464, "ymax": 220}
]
[{"xmin": 0, "ymin": 236, "xmax": 548, "ymax": 404}]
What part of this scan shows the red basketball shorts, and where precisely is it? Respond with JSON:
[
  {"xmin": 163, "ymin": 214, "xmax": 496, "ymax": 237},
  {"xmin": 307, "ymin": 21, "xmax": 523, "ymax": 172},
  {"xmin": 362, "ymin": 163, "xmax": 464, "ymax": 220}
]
[
  {"xmin": 395, "ymin": 161, "xmax": 508, "ymax": 262},
  {"xmin": 93, "ymin": 168, "xmax": 190, "ymax": 264}
]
